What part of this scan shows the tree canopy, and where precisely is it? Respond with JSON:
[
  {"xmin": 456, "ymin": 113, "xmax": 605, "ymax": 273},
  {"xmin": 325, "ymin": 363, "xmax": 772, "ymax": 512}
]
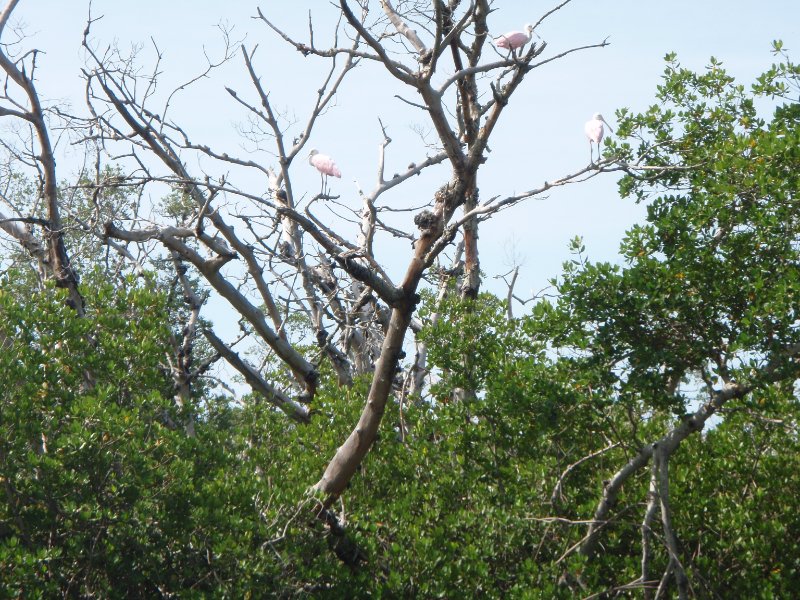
[{"xmin": 0, "ymin": 1, "xmax": 798, "ymax": 596}]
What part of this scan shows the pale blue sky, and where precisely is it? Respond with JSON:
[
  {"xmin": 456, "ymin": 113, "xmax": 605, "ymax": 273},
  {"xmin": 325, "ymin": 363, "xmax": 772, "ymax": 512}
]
[{"xmin": 8, "ymin": 1, "xmax": 800, "ymax": 304}]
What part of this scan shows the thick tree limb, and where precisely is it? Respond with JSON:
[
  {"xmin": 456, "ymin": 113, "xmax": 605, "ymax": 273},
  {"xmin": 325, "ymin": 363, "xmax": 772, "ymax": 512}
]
[
  {"xmin": 204, "ymin": 329, "xmax": 311, "ymax": 423},
  {"xmin": 311, "ymin": 193, "xmax": 451, "ymax": 500},
  {"xmin": 654, "ymin": 448, "xmax": 690, "ymax": 600},
  {"xmin": 578, "ymin": 344, "xmax": 800, "ymax": 559},
  {"xmin": 105, "ymin": 221, "xmax": 320, "ymax": 394},
  {"xmin": 168, "ymin": 252, "xmax": 204, "ymax": 437},
  {"xmin": 339, "ymin": 0, "xmax": 418, "ymax": 85},
  {"xmin": 641, "ymin": 460, "xmax": 659, "ymax": 600},
  {"xmin": 0, "ymin": 0, "xmax": 84, "ymax": 313},
  {"xmin": 381, "ymin": 0, "xmax": 428, "ymax": 56},
  {"xmin": 0, "ymin": 209, "xmax": 48, "ymax": 277}
]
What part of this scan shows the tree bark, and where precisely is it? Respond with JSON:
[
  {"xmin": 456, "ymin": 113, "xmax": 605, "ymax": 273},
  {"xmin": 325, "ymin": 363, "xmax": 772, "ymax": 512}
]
[{"xmin": 312, "ymin": 216, "xmax": 441, "ymax": 499}]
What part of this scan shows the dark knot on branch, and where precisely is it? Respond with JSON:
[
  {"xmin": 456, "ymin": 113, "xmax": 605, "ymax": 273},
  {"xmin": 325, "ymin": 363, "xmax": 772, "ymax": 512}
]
[
  {"xmin": 279, "ymin": 241, "xmax": 294, "ymax": 259},
  {"xmin": 414, "ymin": 210, "xmax": 437, "ymax": 233}
]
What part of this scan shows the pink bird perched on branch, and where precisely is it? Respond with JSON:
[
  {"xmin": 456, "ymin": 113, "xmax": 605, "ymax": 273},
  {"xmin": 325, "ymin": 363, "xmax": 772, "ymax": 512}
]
[
  {"xmin": 308, "ymin": 149, "xmax": 341, "ymax": 178},
  {"xmin": 308, "ymin": 148, "xmax": 341, "ymax": 195},
  {"xmin": 584, "ymin": 113, "xmax": 614, "ymax": 164},
  {"xmin": 494, "ymin": 24, "xmax": 534, "ymax": 53}
]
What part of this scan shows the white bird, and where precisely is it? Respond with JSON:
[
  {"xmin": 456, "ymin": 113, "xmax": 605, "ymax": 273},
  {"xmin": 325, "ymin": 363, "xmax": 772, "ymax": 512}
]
[
  {"xmin": 494, "ymin": 24, "xmax": 534, "ymax": 54},
  {"xmin": 308, "ymin": 149, "xmax": 341, "ymax": 195},
  {"xmin": 585, "ymin": 113, "xmax": 613, "ymax": 163}
]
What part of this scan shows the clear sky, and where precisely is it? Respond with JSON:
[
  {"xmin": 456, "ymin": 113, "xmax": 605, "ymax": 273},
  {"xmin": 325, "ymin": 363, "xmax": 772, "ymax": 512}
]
[{"xmin": 8, "ymin": 1, "xmax": 800, "ymax": 307}]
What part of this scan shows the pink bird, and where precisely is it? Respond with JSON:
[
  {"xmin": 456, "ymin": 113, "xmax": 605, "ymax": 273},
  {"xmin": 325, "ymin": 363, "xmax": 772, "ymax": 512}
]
[
  {"xmin": 584, "ymin": 113, "xmax": 614, "ymax": 163},
  {"xmin": 494, "ymin": 24, "xmax": 534, "ymax": 53},
  {"xmin": 308, "ymin": 149, "xmax": 341, "ymax": 178},
  {"xmin": 308, "ymin": 148, "xmax": 341, "ymax": 195}
]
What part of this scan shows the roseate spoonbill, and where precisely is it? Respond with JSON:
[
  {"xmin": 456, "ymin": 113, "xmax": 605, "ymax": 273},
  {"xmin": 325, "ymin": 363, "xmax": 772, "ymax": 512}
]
[
  {"xmin": 585, "ymin": 113, "xmax": 613, "ymax": 163},
  {"xmin": 494, "ymin": 24, "xmax": 534, "ymax": 54},
  {"xmin": 308, "ymin": 149, "xmax": 341, "ymax": 194}
]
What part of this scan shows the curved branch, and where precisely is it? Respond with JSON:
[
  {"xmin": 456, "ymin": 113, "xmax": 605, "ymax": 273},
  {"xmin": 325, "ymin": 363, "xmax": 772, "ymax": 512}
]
[
  {"xmin": 0, "ymin": 0, "xmax": 84, "ymax": 313},
  {"xmin": 339, "ymin": 0, "xmax": 417, "ymax": 85},
  {"xmin": 551, "ymin": 442, "xmax": 620, "ymax": 506},
  {"xmin": 577, "ymin": 343, "xmax": 800, "ymax": 559},
  {"xmin": 381, "ymin": 0, "xmax": 428, "ymax": 55}
]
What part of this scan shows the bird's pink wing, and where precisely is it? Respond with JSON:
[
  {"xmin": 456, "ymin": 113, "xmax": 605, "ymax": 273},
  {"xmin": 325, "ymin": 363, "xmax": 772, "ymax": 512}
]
[
  {"xmin": 495, "ymin": 31, "xmax": 528, "ymax": 49},
  {"xmin": 311, "ymin": 154, "xmax": 342, "ymax": 177},
  {"xmin": 505, "ymin": 32, "xmax": 526, "ymax": 49}
]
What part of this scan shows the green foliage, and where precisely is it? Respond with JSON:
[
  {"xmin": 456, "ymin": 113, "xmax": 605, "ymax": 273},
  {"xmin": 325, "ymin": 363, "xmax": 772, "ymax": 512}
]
[
  {"xmin": 553, "ymin": 51, "xmax": 800, "ymax": 415},
  {"xmin": 63, "ymin": 166, "xmax": 137, "ymax": 276},
  {"xmin": 0, "ymin": 279, "xmax": 279, "ymax": 596},
  {"xmin": 669, "ymin": 392, "xmax": 800, "ymax": 598},
  {"xmin": 2, "ymin": 51, "xmax": 800, "ymax": 598},
  {"xmin": 541, "ymin": 50, "xmax": 800, "ymax": 594}
]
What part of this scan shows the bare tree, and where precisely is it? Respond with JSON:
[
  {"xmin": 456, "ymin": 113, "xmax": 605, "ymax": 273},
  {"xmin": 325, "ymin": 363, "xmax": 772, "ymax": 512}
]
[
  {"xmin": 0, "ymin": 0, "xmax": 615, "ymax": 552},
  {"xmin": 0, "ymin": 0, "xmax": 84, "ymax": 313},
  {"xmin": 73, "ymin": 0, "xmax": 613, "ymax": 502}
]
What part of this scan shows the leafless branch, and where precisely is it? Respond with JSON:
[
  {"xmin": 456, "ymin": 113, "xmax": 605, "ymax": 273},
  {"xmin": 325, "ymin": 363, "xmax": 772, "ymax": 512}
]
[{"xmin": 551, "ymin": 442, "xmax": 620, "ymax": 506}]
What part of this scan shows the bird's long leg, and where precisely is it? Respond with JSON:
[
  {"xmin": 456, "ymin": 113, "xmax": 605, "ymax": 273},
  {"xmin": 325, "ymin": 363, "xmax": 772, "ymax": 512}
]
[{"xmin": 589, "ymin": 140, "xmax": 594, "ymax": 165}]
